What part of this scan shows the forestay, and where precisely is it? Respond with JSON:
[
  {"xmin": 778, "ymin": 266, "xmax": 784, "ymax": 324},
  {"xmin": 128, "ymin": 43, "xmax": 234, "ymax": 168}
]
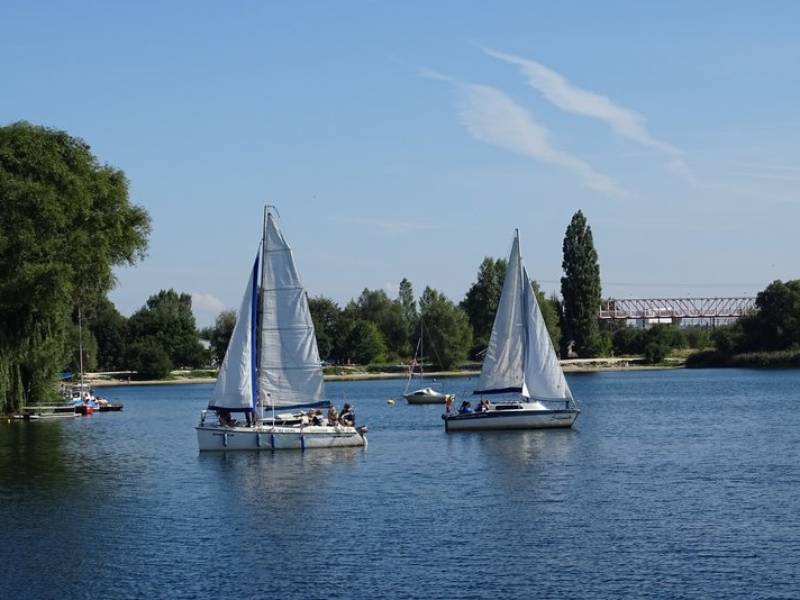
[
  {"xmin": 209, "ymin": 253, "xmax": 259, "ymax": 410},
  {"xmin": 257, "ymin": 213, "xmax": 327, "ymax": 409}
]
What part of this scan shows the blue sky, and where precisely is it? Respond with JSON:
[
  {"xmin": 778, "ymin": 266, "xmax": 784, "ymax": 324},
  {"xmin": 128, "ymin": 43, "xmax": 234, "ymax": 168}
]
[{"xmin": 3, "ymin": 1, "xmax": 799, "ymax": 325}]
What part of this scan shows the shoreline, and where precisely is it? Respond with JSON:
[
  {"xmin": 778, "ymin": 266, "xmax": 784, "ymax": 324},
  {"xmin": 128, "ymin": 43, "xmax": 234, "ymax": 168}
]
[{"xmin": 87, "ymin": 359, "xmax": 682, "ymax": 387}]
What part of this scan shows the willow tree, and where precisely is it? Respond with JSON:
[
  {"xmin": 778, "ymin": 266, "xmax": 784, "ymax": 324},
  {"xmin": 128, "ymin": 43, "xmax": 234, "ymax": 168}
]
[
  {"xmin": 560, "ymin": 210, "xmax": 602, "ymax": 357},
  {"xmin": 0, "ymin": 122, "xmax": 150, "ymax": 411}
]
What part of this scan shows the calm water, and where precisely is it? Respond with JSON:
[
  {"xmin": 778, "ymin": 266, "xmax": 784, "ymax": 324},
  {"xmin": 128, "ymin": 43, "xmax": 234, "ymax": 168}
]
[{"xmin": 1, "ymin": 369, "xmax": 799, "ymax": 599}]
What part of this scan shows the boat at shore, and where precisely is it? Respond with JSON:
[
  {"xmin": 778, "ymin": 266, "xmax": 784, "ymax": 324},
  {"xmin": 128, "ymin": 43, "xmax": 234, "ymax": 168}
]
[
  {"xmin": 196, "ymin": 207, "xmax": 367, "ymax": 451},
  {"xmin": 443, "ymin": 229, "xmax": 580, "ymax": 432}
]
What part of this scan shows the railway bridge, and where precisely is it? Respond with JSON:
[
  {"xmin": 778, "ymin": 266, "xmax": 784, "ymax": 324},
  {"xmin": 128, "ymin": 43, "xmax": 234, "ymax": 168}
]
[{"xmin": 599, "ymin": 297, "xmax": 756, "ymax": 324}]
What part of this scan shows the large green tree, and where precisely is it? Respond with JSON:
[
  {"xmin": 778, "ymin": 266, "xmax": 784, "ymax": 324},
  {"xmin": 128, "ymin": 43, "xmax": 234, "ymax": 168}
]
[
  {"xmin": 420, "ymin": 287, "xmax": 472, "ymax": 370},
  {"xmin": 126, "ymin": 289, "xmax": 205, "ymax": 371},
  {"xmin": 461, "ymin": 257, "xmax": 508, "ymax": 348},
  {"xmin": 202, "ymin": 309, "xmax": 236, "ymax": 367},
  {"xmin": 0, "ymin": 122, "xmax": 149, "ymax": 410},
  {"xmin": 308, "ymin": 296, "xmax": 342, "ymax": 360},
  {"xmin": 89, "ymin": 297, "xmax": 128, "ymax": 371},
  {"xmin": 560, "ymin": 210, "xmax": 602, "ymax": 357}
]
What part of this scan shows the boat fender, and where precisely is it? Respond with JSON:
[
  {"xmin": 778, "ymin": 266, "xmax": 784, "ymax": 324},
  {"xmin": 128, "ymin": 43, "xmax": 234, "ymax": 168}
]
[
  {"xmin": 386, "ymin": 399, "xmax": 395, "ymax": 405},
  {"xmin": 222, "ymin": 433, "xmax": 228, "ymax": 448},
  {"xmin": 300, "ymin": 435, "xmax": 305, "ymax": 451},
  {"xmin": 270, "ymin": 433, "xmax": 275, "ymax": 450}
]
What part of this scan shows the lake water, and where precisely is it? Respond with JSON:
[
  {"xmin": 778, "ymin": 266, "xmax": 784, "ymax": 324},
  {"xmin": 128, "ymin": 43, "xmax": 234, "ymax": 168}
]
[{"xmin": 1, "ymin": 369, "xmax": 798, "ymax": 599}]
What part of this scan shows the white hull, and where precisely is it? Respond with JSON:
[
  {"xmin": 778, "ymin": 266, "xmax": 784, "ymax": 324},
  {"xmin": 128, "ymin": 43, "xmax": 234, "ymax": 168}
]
[
  {"xmin": 444, "ymin": 404, "xmax": 579, "ymax": 432},
  {"xmin": 196, "ymin": 425, "xmax": 367, "ymax": 451},
  {"xmin": 404, "ymin": 391, "xmax": 454, "ymax": 405}
]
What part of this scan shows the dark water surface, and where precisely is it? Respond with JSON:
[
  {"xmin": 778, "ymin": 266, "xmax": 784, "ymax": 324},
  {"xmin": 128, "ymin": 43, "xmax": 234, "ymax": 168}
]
[{"xmin": 1, "ymin": 369, "xmax": 799, "ymax": 599}]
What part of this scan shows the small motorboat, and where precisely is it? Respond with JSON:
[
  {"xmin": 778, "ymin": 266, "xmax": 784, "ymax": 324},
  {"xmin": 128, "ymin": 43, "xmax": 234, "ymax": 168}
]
[{"xmin": 403, "ymin": 387, "xmax": 454, "ymax": 405}]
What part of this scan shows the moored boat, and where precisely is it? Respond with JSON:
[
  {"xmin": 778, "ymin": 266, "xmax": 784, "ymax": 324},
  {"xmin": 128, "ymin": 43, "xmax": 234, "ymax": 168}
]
[{"xmin": 443, "ymin": 229, "xmax": 580, "ymax": 432}]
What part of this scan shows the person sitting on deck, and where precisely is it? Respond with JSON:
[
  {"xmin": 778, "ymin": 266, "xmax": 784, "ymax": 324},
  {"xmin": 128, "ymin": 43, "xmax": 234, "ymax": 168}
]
[
  {"xmin": 327, "ymin": 405, "xmax": 339, "ymax": 426},
  {"xmin": 308, "ymin": 409, "xmax": 323, "ymax": 426},
  {"xmin": 338, "ymin": 403, "xmax": 354, "ymax": 426},
  {"xmin": 458, "ymin": 401, "xmax": 473, "ymax": 414},
  {"xmin": 477, "ymin": 399, "xmax": 491, "ymax": 413},
  {"xmin": 217, "ymin": 409, "xmax": 235, "ymax": 427}
]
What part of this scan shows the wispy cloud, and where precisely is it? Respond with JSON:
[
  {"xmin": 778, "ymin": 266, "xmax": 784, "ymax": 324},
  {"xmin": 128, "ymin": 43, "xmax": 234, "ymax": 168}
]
[
  {"xmin": 348, "ymin": 217, "xmax": 443, "ymax": 236},
  {"xmin": 483, "ymin": 48, "xmax": 682, "ymax": 159},
  {"xmin": 459, "ymin": 82, "xmax": 627, "ymax": 197},
  {"xmin": 191, "ymin": 292, "xmax": 226, "ymax": 314}
]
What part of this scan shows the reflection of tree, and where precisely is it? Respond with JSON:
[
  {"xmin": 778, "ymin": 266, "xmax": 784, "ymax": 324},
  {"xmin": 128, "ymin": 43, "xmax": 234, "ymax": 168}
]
[{"xmin": 0, "ymin": 421, "xmax": 71, "ymax": 489}]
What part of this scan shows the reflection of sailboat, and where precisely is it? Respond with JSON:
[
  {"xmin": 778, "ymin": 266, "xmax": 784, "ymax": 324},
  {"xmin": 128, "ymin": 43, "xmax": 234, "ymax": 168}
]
[
  {"xmin": 403, "ymin": 320, "xmax": 454, "ymax": 405},
  {"xmin": 443, "ymin": 230, "xmax": 580, "ymax": 432},
  {"xmin": 196, "ymin": 208, "xmax": 367, "ymax": 451}
]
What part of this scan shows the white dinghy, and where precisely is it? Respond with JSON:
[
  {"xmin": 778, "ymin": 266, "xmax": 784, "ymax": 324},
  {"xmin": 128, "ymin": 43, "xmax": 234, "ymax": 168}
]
[
  {"xmin": 443, "ymin": 230, "xmax": 579, "ymax": 432},
  {"xmin": 196, "ymin": 208, "xmax": 367, "ymax": 451},
  {"xmin": 403, "ymin": 321, "xmax": 454, "ymax": 405}
]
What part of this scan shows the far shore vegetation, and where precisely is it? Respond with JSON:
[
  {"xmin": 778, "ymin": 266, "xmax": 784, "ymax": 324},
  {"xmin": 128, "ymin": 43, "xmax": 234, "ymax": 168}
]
[{"xmin": 2, "ymin": 122, "xmax": 799, "ymax": 412}]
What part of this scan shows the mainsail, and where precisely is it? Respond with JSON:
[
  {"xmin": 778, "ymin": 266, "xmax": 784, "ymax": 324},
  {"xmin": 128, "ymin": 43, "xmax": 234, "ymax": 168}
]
[
  {"xmin": 257, "ymin": 212, "xmax": 328, "ymax": 410},
  {"xmin": 474, "ymin": 231, "xmax": 572, "ymax": 401},
  {"xmin": 209, "ymin": 253, "xmax": 259, "ymax": 410}
]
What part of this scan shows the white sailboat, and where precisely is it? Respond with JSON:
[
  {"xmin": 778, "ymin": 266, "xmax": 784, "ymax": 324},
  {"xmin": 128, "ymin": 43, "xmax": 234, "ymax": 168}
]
[
  {"xmin": 196, "ymin": 208, "xmax": 367, "ymax": 451},
  {"xmin": 443, "ymin": 230, "xmax": 580, "ymax": 432},
  {"xmin": 403, "ymin": 321, "xmax": 454, "ymax": 405}
]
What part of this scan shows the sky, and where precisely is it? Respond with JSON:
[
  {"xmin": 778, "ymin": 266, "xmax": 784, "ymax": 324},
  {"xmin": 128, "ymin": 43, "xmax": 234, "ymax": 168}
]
[{"xmin": 3, "ymin": 1, "xmax": 799, "ymax": 326}]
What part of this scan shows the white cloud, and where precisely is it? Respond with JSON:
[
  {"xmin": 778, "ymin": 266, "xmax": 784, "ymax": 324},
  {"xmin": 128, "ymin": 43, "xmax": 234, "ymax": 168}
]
[
  {"xmin": 484, "ymin": 48, "xmax": 682, "ymax": 158},
  {"xmin": 191, "ymin": 292, "xmax": 226, "ymax": 314},
  {"xmin": 349, "ymin": 217, "xmax": 443, "ymax": 236},
  {"xmin": 460, "ymin": 83, "xmax": 627, "ymax": 197}
]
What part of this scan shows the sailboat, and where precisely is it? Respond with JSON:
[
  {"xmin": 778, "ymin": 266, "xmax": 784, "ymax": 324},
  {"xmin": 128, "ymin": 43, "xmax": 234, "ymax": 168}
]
[
  {"xmin": 403, "ymin": 321, "xmax": 454, "ymax": 405},
  {"xmin": 443, "ymin": 230, "xmax": 580, "ymax": 432},
  {"xmin": 196, "ymin": 208, "xmax": 367, "ymax": 451}
]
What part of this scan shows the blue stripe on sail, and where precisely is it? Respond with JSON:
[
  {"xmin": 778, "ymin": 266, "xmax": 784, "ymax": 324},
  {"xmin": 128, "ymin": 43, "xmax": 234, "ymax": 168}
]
[
  {"xmin": 473, "ymin": 387, "xmax": 523, "ymax": 395},
  {"xmin": 250, "ymin": 251, "xmax": 260, "ymax": 411}
]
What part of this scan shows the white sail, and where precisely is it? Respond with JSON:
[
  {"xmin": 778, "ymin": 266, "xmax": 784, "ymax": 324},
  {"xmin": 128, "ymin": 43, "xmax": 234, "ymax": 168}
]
[
  {"xmin": 257, "ymin": 212, "xmax": 326, "ymax": 409},
  {"xmin": 209, "ymin": 253, "xmax": 259, "ymax": 410},
  {"xmin": 474, "ymin": 235, "xmax": 526, "ymax": 394},
  {"xmin": 521, "ymin": 265, "xmax": 572, "ymax": 401}
]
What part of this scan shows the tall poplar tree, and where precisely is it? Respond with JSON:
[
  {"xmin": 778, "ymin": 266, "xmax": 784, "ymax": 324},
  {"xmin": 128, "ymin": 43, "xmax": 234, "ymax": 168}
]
[{"xmin": 560, "ymin": 210, "xmax": 602, "ymax": 357}]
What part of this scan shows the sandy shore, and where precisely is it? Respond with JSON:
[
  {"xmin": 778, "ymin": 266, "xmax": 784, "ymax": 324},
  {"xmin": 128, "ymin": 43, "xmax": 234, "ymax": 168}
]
[{"xmin": 86, "ymin": 357, "xmax": 682, "ymax": 387}]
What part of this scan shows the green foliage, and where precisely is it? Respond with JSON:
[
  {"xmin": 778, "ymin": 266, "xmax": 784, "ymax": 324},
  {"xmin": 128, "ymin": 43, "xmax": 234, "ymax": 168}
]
[
  {"xmin": 461, "ymin": 257, "xmax": 508, "ymax": 349},
  {"xmin": 309, "ymin": 295, "xmax": 345, "ymax": 360},
  {"xmin": 0, "ymin": 122, "xmax": 149, "ymax": 411},
  {"xmin": 89, "ymin": 297, "xmax": 128, "ymax": 370},
  {"xmin": 710, "ymin": 323, "xmax": 745, "ymax": 355},
  {"xmin": 203, "ymin": 309, "xmax": 236, "ymax": 367},
  {"xmin": 643, "ymin": 341, "xmax": 669, "ymax": 364},
  {"xmin": 345, "ymin": 320, "xmax": 386, "ymax": 364},
  {"xmin": 65, "ymin": 320, "xmax": 98, "ymax": 374},
  {"xmin": 560, "ymin": 210, "xmax": 602, "ymax": 357},
  {"xmin": 612, "ymin": 324, "xmax": 687, "ymax": 357},
  {"xmin": 126, "ymin": 289, "xmax": 205, "ymax": 370},
  {"xmin": 126, "ymin": 337, "xmax": 172, "ymax": 379},
  {"xmin": 531, "ymin": 281, "xmax": 562, "ymax": 351},
  {"xmin": 397, "ymin": 278, "xmax": 418, "ymax": 356},
  {"xmin": 742, "ymin": 280, "xmax": 800, "ymax": 351},
  {"xmin": 420, "ymin": 287, "xmax": 472, "ymax": 370},
  {"xmin": 684, "ymin": 326, "xmax": 712, "ymax": 350}
]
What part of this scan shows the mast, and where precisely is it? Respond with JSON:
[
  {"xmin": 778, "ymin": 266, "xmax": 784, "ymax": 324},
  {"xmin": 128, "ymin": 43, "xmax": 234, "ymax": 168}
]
[
  {"xmin": 259, "ymin": 206, "xmax": 268, "ymax": 422},
  {"xmin": 78, "ymin": 305, "xmax": 85, "ymax": 393}
]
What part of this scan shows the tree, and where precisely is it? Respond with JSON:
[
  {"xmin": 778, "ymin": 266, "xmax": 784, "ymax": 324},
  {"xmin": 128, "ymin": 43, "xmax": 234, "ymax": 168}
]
[
  {"xmin": 397, "ymin": 278, "xmax": 417, "ymax": 355},
  {"xmin": 461, "ymin": 257, "xmax": 507, "ymax": 348},
  {"xmin": 126, "ymin": 289, "xmax": 205, "ymax": 371},
  {"xmin": 0, "ymin": 122, "xmax": 150, "ymax": 411},
  {"xmin": 89, "ymin": 297, "xmax": 128, "ymax": 370},
  {"xmin": 345, "ymin": 320, "xmax": 386, "ymax": 364},
  {"xmin": 351, "ymin": 288, "xmax": 406, "ymax": 358},
  {"xmin": 420, "ymin": 287, "xmax": 472, "ymax": 370},
  {"xmin": 742, "ymin": 280, "xmax": 800, "ymax": 351},
  {"xmin": 560, "ymin": 211, "xmax": 602, "ymax": 357},
  {"xmin": 126, "ymin": 338, "xmax": 173, "ymax": 379},
  {"xmin": 203, "ymin": 309, "xmax": 236, "ymax": 367},
  {"xmin": 308, "ymin": 296, "xmax": 342, "ymax": 360}
]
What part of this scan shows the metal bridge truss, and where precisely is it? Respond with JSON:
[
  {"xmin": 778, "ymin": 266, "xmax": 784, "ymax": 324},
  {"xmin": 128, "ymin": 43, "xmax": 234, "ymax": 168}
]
[{"xmin": 599, "ymin": 297, "xmax": 756, "ymax": 320}]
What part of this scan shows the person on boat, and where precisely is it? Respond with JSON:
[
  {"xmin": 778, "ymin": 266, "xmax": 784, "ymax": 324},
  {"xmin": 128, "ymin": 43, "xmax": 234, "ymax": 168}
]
[
  {"xmin": 217, "ymin": 409, "xmax": 235, "ymax": 427},
  {"xmin": 308, "ymin": 409, "xmax": 323, "ymax": 426},
  {"xmin": 327, "ymin": 405, "xmax": 338, "ymax": 426},
  {"xmin": 445, "ymin": 396, "xmax": 454, "ymax": 415},
  {"xmin": 477, "ymin": 399, "xmax": 491, "ymax": 413},
  {"xmin": 458, "ymin": 401, "xmax": 473, "ymax": 414},
  {"xmin": 338, "ymin": 403, "xmax": 354, "ymax": 426}
]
